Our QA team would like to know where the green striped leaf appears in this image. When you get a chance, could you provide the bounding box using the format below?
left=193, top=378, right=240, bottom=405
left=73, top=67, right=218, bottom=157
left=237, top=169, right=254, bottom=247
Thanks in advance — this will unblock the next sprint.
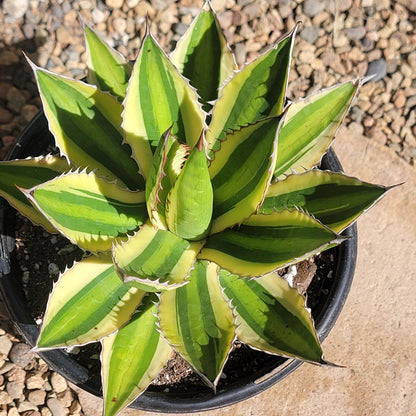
left=30, top=62, right=144, bottom=190
left=84, top=21, right=132, bottom=101
left=274, top=80, right=358, bottom=178
left=171, top=1, right=237, bottom=112
left=113, top=222, right=204, bottom=291
left=262, top=170, right=390, bottom=233
left=158, top=260, right=235, bottom=388
left=37, top=255, right=145, bottom=349
left=166, top=137, right=213, bottom=240
left=0, top=156, right=69, bottom=233
left=145, top=128, right=188, bottom=230
left=25, top=171, right=147, bottom=252
left=199, top=210, right=343, bottom=277
left=102, top=294, right=172, bottom=416
left=219, top=270, right=323, bottom=363
left=122, top=31, right=205, bottom=179
left=206, top=26, right=297, bottom=149
left=209, top=117, right=282, bottom=234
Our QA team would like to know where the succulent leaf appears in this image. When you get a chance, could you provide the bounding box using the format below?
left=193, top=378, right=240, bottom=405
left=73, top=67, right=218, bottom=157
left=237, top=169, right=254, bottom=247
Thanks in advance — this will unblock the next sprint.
left=37, top=255, right=145, bottom=349
left=166, top=136, right=213, bottom=240
left=171, top=1, right=237, bottom=112
left=209, top=117, right=282, bottom=234
left=274, top=80, right=358, bottom=178
left=122, top=32, right=205, bottom=179
left=158, top=260, right=235, bottom=388
left=101, top=293, right=172, bottom=416
left=31, top=63, right=145, bottom=190
left=24, top=171, right=147, bottom=252
left=218, top=270, right=323, bottom=363
left=206, top=26, right=297, bottom=149
left=84, top=21, right=132, bottom=101
left=199, top=210, right=343, bottom=277
left=262, top=170, right=389, bottom=232
left=112, top=222, right=204, bottom=291
left=0, top=156, right=69, bottom=232
left=145, top=128, right=188, bottom=230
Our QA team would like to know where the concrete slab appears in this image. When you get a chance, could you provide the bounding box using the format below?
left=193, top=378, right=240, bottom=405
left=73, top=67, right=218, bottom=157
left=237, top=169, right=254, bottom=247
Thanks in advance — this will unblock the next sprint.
left=73, top=130, right=416, bottom=415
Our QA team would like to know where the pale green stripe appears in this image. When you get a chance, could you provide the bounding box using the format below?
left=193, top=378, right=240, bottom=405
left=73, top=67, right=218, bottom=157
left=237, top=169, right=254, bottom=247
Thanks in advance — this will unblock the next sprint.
left=34, top=188, right=145, bottom=236
left=103, top=294, right=171, bottom=416
left=85, top=23, right=132, bottom=100
left=123, top=230, right=190, bottom=281
left=175, top=261, right=220, bottom=380
left=219, top=270, right=322, bottom=361
left=211, top=119, right=278, bottom=218
left=139, top=36, right=186, bottom=148
left=0, top=158, right=68, bottom=206
left=262, top=171, right=387, bottom=232
left=39, top=266, right=132, bottom=347
left=37, top=70, right=144, bottom=190
left=181, top=10, right=223, bottom=109
left=274, top=82, right=356, bottom=177
left=207, top=30, right=294, bottom=147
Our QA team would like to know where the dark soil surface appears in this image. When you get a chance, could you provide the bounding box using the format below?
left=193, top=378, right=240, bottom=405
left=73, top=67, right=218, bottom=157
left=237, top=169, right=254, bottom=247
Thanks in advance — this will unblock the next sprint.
left=9, top=210, right=338, bottom=395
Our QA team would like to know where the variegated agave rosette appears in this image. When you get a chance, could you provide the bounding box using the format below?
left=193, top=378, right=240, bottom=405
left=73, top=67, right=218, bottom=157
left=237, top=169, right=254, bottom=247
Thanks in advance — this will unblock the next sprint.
left=0, top=2, right=391, bottom=416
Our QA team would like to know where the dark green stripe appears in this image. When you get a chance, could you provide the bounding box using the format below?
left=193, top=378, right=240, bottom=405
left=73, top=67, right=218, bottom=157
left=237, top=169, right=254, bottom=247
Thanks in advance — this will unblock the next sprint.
left=86, top=26, right=131, bottom=100
left=108, top=294, right=160, bottom=410
left=274, top=145, right=310, bottom=178
left=39, top=266, right=130, bottom=346
left=139, top=37, right=186, bottom=148
left=0, top=164, right=64, bottom=205
left=262, top=181, right=385, bottom=229
left=211, top=119, right=278, bottom=217
left=124, top=230, right=190, bottom=282
left=176, top=261, right=221, bottom=380
left=275, top=83, right=355, bottom=177
left=175, top=273, right=199, bottom=367
left=219, top=271, right=321, bottom=360
left=138, top=39, right=160, bottom=148
left=70, top=187, right=144, bottom=209
left=204, top=222, right=334, bottom=264
left=34, top=189, right=145, bottom=236
left=217, top=36, right=292, bottom=141
left=182, top=11, right=221, bottom=110
left=37, top=71, right=143, bottom=190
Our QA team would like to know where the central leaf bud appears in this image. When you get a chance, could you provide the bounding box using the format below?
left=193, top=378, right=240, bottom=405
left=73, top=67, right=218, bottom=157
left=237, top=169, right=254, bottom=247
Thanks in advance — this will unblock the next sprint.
left=166, top=135, right=213, bottom=241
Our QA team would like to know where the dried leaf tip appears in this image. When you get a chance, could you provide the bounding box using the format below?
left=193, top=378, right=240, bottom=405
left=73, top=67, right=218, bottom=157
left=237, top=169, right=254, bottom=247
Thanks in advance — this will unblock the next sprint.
left=145, top=13, right=151, bottom=37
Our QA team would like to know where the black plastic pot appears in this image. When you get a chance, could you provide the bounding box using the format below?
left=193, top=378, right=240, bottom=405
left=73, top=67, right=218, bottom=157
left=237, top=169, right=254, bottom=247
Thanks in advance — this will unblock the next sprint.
left=0, top=112, right=357, bottom=413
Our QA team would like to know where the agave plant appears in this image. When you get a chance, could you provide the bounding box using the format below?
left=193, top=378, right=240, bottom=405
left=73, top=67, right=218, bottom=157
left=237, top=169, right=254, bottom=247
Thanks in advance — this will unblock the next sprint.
left=0, top=2, right=390, bottom=416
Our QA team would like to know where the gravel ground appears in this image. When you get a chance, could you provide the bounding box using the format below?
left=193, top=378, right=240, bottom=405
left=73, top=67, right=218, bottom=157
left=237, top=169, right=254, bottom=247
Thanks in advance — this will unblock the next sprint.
left=0, top=0, right=415, bottom=415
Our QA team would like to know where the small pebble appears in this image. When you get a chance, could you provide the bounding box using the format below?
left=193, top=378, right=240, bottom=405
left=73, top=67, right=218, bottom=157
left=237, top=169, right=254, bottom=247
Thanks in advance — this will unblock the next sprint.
left=9, top=343, right=32, bottom=368
left=6, top=87, right=26, bottom=113
left=50, top=373, right=68, bottom=394
left=17, top=400, right=38, bottom=412
left=2, top=0, right=29, bottom=20
left=0, top=390, right=12, bottom=405
left=366, top=59, right=387, bottom=82
left=48, top=263, right=60, bottom=276
left=26, top=374, right=45, bottom=390
left=106, top=0, right=124, bottom=8
left=47, top=397, right=66, bottom=416
left=28, top=389, right=47, bottom=406
left=6, top=380, right=24, bottom=399
left=0, top=336, right=13, bottom=356
left=303, top=0, right=325, bottom=17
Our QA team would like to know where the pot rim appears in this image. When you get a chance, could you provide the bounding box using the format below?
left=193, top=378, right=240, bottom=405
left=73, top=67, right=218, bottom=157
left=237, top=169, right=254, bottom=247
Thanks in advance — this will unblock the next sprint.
left=0, top=112, right=357, bottom=413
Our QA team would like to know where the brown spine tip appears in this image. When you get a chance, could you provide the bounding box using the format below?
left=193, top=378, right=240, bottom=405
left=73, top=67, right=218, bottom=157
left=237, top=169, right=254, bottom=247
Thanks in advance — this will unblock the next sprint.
left=145, top=14, right=151, bottom=36
left=197, top=131, right=205, bottom=151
